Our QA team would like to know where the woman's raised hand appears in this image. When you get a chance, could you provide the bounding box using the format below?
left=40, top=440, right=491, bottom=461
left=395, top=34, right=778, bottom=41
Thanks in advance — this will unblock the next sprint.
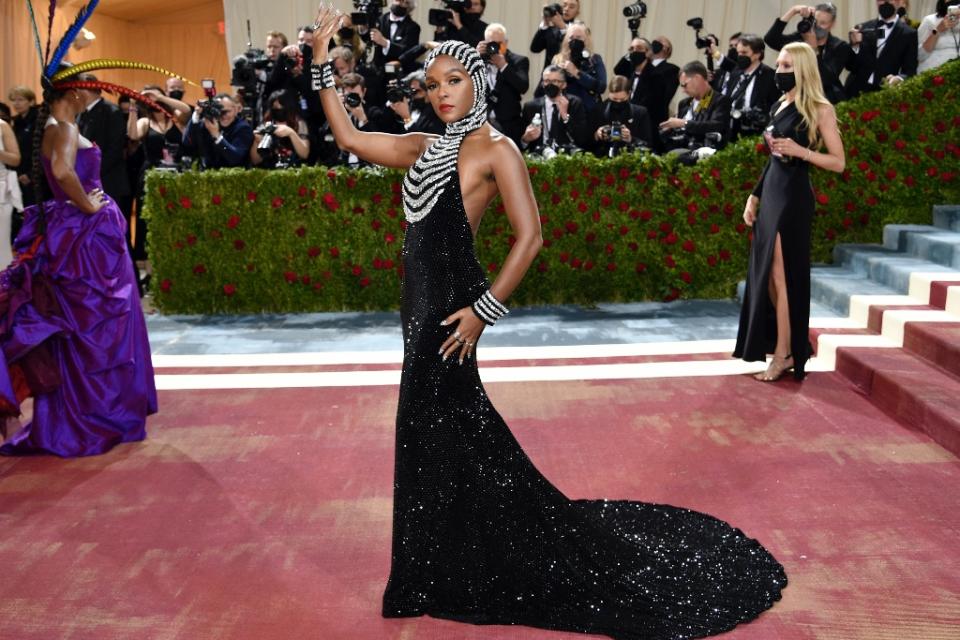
left=311, top=3, right=344, bottom=59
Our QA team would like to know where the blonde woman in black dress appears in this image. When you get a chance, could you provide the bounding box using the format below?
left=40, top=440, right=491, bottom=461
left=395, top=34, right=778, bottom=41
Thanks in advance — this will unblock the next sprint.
left=736, top=42, right=846, bottom=381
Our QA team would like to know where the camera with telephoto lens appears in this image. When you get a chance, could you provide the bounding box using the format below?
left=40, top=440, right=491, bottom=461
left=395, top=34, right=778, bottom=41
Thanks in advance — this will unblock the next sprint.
left=198, top=98, right=224, bottom=122
left=797, top=14, right=815, bottom=34
left=343, top=92, right=363, bottom=109
left=686, top=17, right=714, bottom=50
left=350, top=0, right=385, bottom=27
left=482, top=40, right=501, bottom=60
left=543, top=2, right=562, bottom=19
left=622, top=1, right=647, bottom=18
left=255, top=122, right=277, bottom=162
left=731, top=106, right=770, bottom=133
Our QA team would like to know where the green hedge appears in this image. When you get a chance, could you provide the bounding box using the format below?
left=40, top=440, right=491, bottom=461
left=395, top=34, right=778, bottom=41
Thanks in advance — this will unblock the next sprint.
left=144, top=64, right=960, bottom=314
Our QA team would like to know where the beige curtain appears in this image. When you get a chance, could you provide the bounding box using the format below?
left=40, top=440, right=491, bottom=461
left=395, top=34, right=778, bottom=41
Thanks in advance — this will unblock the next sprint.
left=2, top=0, right=229, bottom=105
left=223, top=0, right=939, bottom=103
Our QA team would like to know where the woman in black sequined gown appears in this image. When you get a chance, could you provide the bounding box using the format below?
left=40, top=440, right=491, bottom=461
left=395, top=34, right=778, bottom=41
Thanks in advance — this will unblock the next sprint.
left=311, top=7, right=787, bottom=639
left=735, top=43, right=846, bottom=381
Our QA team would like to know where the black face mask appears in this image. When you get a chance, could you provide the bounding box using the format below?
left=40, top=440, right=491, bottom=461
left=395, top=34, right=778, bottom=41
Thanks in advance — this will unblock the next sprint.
left=168, top=90, right=185, bottom=101
left=569, top=39, right=585, bottom=58
left=736, top=55, right=752, bottom=70
left=879, top=2, right=896, bottom=20
left=775, top=71, right=796, bottom=93
left=411, top=98, right=426, bottom=110
left=544, top=83, right=561, bottom=99
left=390, top=5, right=408, bottom=17
left=629, top=51, right=646, bottom=66
left=271, top=107, right=287, bottom=122
left=651, top=40, right=664, bottom=55
left=726, top=46, right=738, bottom=60
left=338, top=28, right=355, bottom=40
left=608, top=100, right=630, bottom=117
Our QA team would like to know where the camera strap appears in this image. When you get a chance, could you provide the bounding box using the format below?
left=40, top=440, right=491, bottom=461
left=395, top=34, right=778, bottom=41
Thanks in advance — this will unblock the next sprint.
left=728, top=69, right=758, bottom=108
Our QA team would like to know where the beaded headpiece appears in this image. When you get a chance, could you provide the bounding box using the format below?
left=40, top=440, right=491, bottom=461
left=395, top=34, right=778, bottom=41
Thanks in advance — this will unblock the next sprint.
left=401, top=41, right=489, bottom=223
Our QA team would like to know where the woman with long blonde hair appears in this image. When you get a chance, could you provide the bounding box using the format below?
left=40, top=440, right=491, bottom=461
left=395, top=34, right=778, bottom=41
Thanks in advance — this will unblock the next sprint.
left=735, top=41, right=845, bottom=381
left=549, top=22, right=606, bottom=113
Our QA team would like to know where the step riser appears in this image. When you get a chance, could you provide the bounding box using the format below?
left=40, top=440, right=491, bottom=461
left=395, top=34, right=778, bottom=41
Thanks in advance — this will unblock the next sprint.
left=933, top=205, right=960, bottom=232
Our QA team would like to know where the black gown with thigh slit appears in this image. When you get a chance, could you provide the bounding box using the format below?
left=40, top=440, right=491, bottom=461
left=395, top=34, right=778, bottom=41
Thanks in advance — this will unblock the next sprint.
left=734, top=101, right=815, bottom=380
left=381, top=152, right=788, bottom=639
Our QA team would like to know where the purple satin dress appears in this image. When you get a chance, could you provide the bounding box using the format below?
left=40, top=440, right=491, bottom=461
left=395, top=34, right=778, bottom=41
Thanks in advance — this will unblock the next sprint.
left=0, top=145, right=157, bottom=456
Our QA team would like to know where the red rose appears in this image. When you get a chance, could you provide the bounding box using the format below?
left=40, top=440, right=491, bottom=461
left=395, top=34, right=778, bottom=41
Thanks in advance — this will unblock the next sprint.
left=606, top=263, right=617, bottom=272
left=894, top=139, right=907, bottom=150
left=284, top=271, right=298, bottom=283
left=186, top=234, right=197, bottom=246
left=585, top=232, right=596, bottom=243
left=584, top=261, right=594, bottom=271
left=551, top=228, right=563, bottom=240
left=923, top=89, right=935, bottom=101
left=619, top=168, right=630, bottom=180
left=710, top=223, right=720, bottom=234
left=160, top=279, right=172, bottom=292
left=386, top=207, right=398, bottom=218
left=664, top=288, right=680, bottom=302
left=158, top=186, right=167, bottom=197
left=211, top=194, right=222, bottom=205
left=736, top=223, right=747, bottom=234
left=223, top=283, right=236, bottom=296
left=385, top=232, right=396, bottom=244
left=619, top=225, right=629, bottom=236
left=360, top=277, right=371, bottom=288
left=226, top=215, right=240, bottom=229
left=932, top=75, right=945, bottom=86
left=330, top=247, right=340, bottom=258
left=193, top=264, right=207, bottom=275
left=591, top=211, right=601, bottom=222
left=640, top=210, right=653, bottom=221
left=559, top=252, right=570, bottom=263
left=682, top=240, right=696, bottom=253
left=371, top=219, right=382, bottom=230
left=487, top=262, right=499, bottom=273
left=904, top=175, right=916, bottom=187
left=756, top=143, right=768, bottom=154
left=233, top=239, right=246, bottom=251
left=635, top=172, right=648, bottom=183
left=323, top=192, right=340, bottom=210
left=601, top=195, right=612, bottom=207
left=664, top=255, right=676, bottom=268
left=681, top=272, right=692, bottom=284
left=707, top=255, right=718, bottom=267
left=845, top=202, right=856, bottom=212
left=542, top=239, right=552, bottom=248
left=352, top=265, right=363, bottom=277
left=180, top=196, right=192, bottom=209
left=719, top=249, right=731, bottom=261
left=571, top=258, right=583, bottom=269
left=246, top=191, right=257, bottom=202
left=825, top=228, right=837, bottom=241
left=565, top=221, right=579, bottom=234
left=313, top=283, right=324, bottom=292
left=295, top=226, right=307, bottom=237
left=577, top=201, right=589, bottom=213
left=816, top=193, right=829, bottom=205
left=537, top=262, right=549, bottom=273
left=297, top=185, right=308, bottom=198
left=687, top=215, right=697, bottom=226
left=604, top=174, right=615, bottom=186
left=166, top=202, right=175, bottom=211
left=210, top=230, right=222, bottom=239
left=635, top=262, right=647, bottom=273
left=629, top=210, right=640, bottom=220
left=551, top=194, right=562, bottom=205
left=646, top=230, right=658, bottom=240
left=665, top=233, right=678, bottom=245
left=384, top=259, right=395, bottom=269
left=928, top=167, right=939, bottom=177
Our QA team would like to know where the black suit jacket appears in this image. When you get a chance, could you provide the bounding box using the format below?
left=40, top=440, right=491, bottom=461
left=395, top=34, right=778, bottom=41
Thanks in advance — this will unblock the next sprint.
left=520, top=94, right=590, bottom=151
left=530, top=25, right=564, bottom=72
left=447, top=16, right=487, bottom=47
left=764, top=20, right=853, bottom=104
left=844, top=18, right=918, bottom=99
left=676, top=90, right=733, bottom=146
left=488, top=51, right=530, bottom=147
left=613, top=58, right=667, bottom=121
left=79, top=98, right=130, bottom=200
left=592, top=101, right=655, bottom=152
left=374, top=15, right=421, bottom=73
left=723, top=64, right=779, bottom=113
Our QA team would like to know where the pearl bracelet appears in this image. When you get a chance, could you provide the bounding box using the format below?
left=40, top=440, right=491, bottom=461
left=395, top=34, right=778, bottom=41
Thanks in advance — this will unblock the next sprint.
left=311, top=62, right=336, bottom=91
left=472, top=290, right=509, bottom=326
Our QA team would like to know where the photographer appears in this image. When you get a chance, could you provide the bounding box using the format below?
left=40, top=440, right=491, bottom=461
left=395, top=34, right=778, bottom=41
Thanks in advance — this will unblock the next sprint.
left=721, top=34, right=778, bottom=141
left=708, top=32, right=740, bottom=92
left=182, top=94, right=254, bottom=169
left=845, top=0, right=918, bottom=98
left=328, top=17, right=367, bottom=58
left=530, top=2, right=572, bottom=73
left=550, top=23, right=606, bottom=115
left=520, top=65, right=590, bottom=154
left=918, top=1, right=960, bottom=72
left=593, top=75, right=654, bottom=157
left=445, top=0, right=488, bottom=48
left=764, top=3, right=853, bottom=104
left=371, top=0, right=421, bottom=74
left=251, top=90, right=311, bottom=168
left=648, top=37, right=681, bottom=123
left=334, top=73, right=403, bottom=167
left=330, top=46, right=385, bottom=112
left=659, top=61, right=732, bottom=163
left=613, top=38, right=664, bottom=118
left=479, top=23, right=530, bottom=147
left=393, top=70, right=444, bottom=134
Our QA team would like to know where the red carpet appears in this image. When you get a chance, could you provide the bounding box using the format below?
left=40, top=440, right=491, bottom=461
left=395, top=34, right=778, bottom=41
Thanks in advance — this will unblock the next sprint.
left=2, top=372, right=959, bottom=639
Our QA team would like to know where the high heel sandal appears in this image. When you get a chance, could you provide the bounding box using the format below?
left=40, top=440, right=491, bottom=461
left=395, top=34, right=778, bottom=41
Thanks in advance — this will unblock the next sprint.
left=754, top=354, right=794, bottom=382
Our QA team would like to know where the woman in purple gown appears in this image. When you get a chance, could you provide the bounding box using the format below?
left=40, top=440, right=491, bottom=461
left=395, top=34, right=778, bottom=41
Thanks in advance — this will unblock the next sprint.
left=0, top=76, right=157, bottom=456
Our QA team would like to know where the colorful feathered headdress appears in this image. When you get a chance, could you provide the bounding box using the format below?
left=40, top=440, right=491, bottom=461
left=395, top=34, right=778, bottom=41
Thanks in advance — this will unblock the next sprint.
left=27, top=0, right=197, bottom=112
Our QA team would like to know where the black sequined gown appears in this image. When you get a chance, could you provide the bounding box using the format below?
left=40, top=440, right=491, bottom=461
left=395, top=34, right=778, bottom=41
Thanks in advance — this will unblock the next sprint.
left=382, top=164, right=787, bottom=639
